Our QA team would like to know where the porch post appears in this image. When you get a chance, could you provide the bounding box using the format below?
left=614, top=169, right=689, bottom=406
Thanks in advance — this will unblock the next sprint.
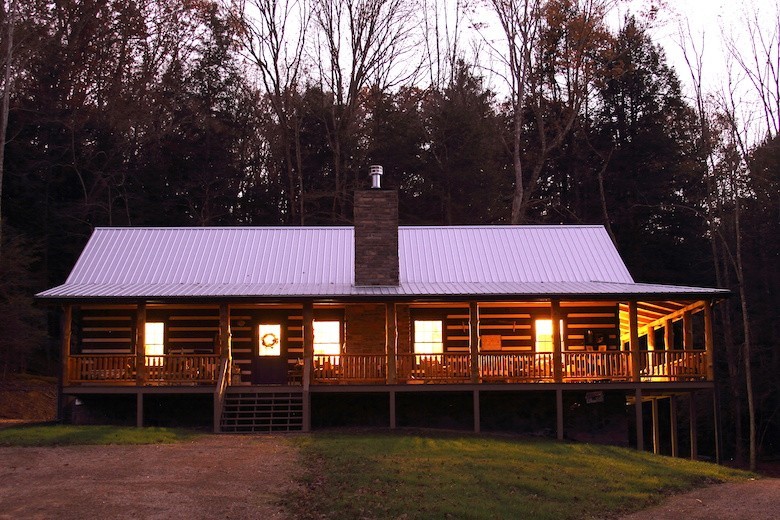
left=703, top=300, right=715, bottom=380
left=389, top=390, right=396, bottom=429
left=635, top=388, right=644, bottom=451
left=58, top=305, right=73, bottom=421
left=682, top=310, right=693, bottom=349
left=469, top=301, right=480, bottom=383
left=551, top=301, right=563, bottom=383
left=713, top=388, right=722, bottom=464
left=218, top=303, right=231, bottom=360
left=386, top=303, right=397, bottom=384
left=556, top=389, right=564, bottom=441
left=664, top=318, right=674, bottom=349
left=670, top=396, right=679, bottom=457
left=136, top=392, right=144, bottom=427
left=135, top=302, right=146, bottom=385
left=302, top=302, right=314, bottom=432
left=646, top=325, right=655, bottom=351
left=60, top=305, right=72, bottom=388
left=629, top=302, right=640, bottom=382
left=689, top=391, right=698, bottom=460
left=473, top=389, right=481, bottom=433
left=651, top=398, right=660, bottom=455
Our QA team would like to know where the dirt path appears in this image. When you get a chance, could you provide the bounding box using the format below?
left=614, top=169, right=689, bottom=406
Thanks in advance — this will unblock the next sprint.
left=620, top=479, right=780, bottom=520
left=0, top=435, right=300, bottom=520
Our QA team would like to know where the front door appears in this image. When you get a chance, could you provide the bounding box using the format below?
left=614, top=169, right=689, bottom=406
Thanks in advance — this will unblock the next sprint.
left=252, top=322, right=288, bottom=384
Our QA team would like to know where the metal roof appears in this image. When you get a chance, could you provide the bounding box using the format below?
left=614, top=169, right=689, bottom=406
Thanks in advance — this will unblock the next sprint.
left=36, top=226, right=727, bottom=300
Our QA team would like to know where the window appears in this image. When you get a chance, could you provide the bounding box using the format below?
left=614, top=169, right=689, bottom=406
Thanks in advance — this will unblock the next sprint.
left=535, top=319, right=563, bottom=353
left=413, top=320, right=443, bottom=354
left=313, top=320, right=341, bottom=356
left=145, top=322, right=165, bottom=365
left=258, top=324, right=282, bottom=356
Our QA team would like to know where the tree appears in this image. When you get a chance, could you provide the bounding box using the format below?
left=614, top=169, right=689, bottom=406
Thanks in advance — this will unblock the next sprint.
left=484, top=0, right=612, bottom=223
left=310, top=0, right=420, bottom=221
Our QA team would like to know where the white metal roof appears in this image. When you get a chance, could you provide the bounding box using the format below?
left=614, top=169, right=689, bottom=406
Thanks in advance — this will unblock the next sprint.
left=36, top=226, right=727, bottom=300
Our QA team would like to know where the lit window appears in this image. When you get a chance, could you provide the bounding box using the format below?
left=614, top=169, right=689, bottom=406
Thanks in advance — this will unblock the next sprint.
left=314, top=321, right=341, bottom=356
left=258, top=324, right=282, bottom=356
left=535, top=319, right=563, bottom=353
left=414, top=320, right=443, bottom=354
left=145, top=322, right=165, bottom=365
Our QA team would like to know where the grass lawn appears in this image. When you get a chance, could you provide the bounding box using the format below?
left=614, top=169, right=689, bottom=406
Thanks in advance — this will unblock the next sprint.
left=0, top=424, right=200, bottom=446
left=289, top=432, right=753, bottom=520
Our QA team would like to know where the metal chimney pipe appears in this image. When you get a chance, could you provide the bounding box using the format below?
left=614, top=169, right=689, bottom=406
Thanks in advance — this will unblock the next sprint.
left=369, top=165, right=383, bottom=189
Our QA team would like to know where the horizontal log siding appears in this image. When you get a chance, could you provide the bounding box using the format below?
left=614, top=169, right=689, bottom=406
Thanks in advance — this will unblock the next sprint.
left=478, top=306, right=533, bottom=351
left=77, top=307, right=135, bottom=353
left=562, top=303, right=619, bottom=351
left=229, top=307, right=304, bottom=385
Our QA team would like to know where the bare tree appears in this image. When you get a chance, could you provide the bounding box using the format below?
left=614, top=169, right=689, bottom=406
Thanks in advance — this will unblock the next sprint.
left=483, top=0, right=613, bottom=223
left=228, top=0, right=310, bottom=224
left=310, top=0, right=420, bottom=220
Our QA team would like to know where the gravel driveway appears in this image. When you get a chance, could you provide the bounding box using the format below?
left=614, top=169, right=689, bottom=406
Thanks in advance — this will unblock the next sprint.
left=0, top=435, right=300, bottom=520
left=619, top=478, right=780, bottom=520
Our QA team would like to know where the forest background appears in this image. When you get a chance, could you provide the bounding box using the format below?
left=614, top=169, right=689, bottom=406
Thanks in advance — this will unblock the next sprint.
left=0, top=0, right=777, bottom=469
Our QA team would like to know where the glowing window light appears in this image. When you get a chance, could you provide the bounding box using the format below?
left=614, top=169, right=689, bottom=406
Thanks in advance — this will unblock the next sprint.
left=145, top=322, right=165, bottom=365
left=258, top=324, right=282, bottom=356
left=414, top=320, right=443, bottom=354
left=314, top=320, right=341, bottom=356
left=535, top=319, right=564, bottom=353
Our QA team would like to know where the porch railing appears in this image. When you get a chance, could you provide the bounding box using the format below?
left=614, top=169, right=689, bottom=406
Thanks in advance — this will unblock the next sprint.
left=68, top=354, right=136, bottom=383
left=313, top=354, right=386, bottom=383
left=66, top=351, right=708, bottom=385
left=396, top=353, right=472, bottom=383
left=640, top=350, right=707, bottom=381
left=144, top=354, right=220, bottom=383
left=563, top=351, right=631, bottom=381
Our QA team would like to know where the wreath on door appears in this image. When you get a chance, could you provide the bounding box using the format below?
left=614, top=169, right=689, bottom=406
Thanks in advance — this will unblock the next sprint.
left=261, top=333, right=279, bottom=349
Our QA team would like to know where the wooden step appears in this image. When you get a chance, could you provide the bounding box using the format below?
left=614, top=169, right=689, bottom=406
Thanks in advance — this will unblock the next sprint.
left=219, top=391, right=304, bottom=433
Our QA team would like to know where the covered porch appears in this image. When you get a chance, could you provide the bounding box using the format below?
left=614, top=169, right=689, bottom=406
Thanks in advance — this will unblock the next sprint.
left=60, top=298, right=716, bottom=388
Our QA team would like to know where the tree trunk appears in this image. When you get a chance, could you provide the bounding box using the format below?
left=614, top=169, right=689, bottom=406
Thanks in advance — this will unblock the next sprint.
left=0, top=0, right=16, bottom=256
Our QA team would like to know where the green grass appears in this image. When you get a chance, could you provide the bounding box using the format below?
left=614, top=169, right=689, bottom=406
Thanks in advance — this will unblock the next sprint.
left=289, top=432, right=753, bottom=520
left=0, top=424, right=200, bottom=446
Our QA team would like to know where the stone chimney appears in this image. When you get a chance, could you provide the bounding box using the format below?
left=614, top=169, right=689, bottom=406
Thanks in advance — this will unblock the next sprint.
left=354, top=166, right=399, bottom=286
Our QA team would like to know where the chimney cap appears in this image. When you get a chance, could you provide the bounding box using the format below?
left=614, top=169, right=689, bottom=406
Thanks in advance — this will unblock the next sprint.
left=369, top=165, right=383, bottom=189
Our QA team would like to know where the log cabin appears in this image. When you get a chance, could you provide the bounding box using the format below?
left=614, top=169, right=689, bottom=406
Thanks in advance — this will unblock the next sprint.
left=36, top=167, right=727, bottom=458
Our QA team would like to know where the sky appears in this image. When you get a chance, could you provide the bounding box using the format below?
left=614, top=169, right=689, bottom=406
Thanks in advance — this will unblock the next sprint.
left=619, top=0, right=777, bottom=97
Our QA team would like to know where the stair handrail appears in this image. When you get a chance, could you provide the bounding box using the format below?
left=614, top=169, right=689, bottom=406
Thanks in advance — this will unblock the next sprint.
left=213, top=355, right=231, bottom=433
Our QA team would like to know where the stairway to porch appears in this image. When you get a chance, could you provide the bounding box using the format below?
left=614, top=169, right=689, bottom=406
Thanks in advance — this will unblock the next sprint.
left=219, top=389, right=304, bottom=433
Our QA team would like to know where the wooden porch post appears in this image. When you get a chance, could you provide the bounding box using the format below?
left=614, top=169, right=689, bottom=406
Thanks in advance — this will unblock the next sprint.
left=703, top=300, right=715, bottom=380
left=635, top=388, right=644, bottom=451
left=469, top=301, right=480, bottom=383
left=473, top=389, right=481, bottom=433
left=670, top=396, right=679, bottom=457
left=629, top=302, right=640, bottom=382
left=664, top=318, right=674, bottom=349
left=386, top=303, right=397, bottom=385
left=218, top=303, right=231, bottom=360
left=136, top=392, right=144, bottom=428
left=135, top=303, right=146, bottom=385
left=713, top=388, right=722, bottom=464
left=552, top=301, right=563, bottom=383
left=389, top=390, right=396, bottom=429
left=651, top=398, right=660, bottom=455
left=682, top=310, right=693, bottom=349
left=60, top=305, right=72, bottom=387
left=556, top=389, right=564, bottom=441
left=58, top=305, right=73, bottom=422
left=646, top=325, right=655, bottom=351
left=689, top=392, right=698, bottom=460
left=302, top=302, right=314, bottom=432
